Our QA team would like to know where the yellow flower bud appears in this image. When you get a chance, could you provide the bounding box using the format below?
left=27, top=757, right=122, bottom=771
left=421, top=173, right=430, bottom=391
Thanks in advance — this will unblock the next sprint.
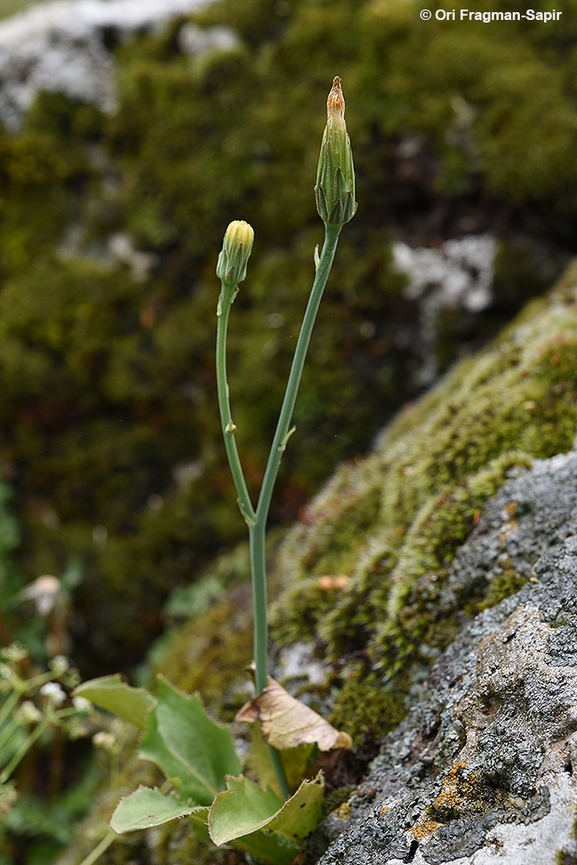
left=314, top=77, right=357, bottom=226
left=216, top=220, right=255, bottom=285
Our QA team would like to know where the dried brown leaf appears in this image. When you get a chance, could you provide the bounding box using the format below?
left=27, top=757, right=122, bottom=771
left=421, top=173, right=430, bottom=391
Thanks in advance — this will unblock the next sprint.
left=236, top=678, right=352, bottom=752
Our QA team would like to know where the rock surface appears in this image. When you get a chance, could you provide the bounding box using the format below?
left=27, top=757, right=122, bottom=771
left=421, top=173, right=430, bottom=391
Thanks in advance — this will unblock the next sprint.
left=0, top=0, right=223, bottom=129
left=315, top=450, right=577, bottom=864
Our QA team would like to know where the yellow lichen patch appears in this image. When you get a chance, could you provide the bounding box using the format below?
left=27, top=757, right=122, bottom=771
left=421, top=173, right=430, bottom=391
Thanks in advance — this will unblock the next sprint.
left=410, top=819, right=442, bottom=839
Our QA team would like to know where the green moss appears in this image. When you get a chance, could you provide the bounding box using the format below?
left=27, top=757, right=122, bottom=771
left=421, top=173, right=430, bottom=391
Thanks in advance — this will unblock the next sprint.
left=329, top=673, right=408, bottom=749
left=474, top=569, right=529, bottom=613
left=273, top=274, right=577, bottom=677
left=322, top=786, right=357, bottom=820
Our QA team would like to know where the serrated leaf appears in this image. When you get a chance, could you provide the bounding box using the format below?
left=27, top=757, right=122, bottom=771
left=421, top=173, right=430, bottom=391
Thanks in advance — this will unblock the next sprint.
left=73, top=675, right=156, bottom=730
left=208, top=772, right=324, bottom=847
left=209, top=776, right=283, bottom=845
left=236, top=677, right=352, bottom=751
left=265, top=772, right=324, bottom=843
left=110, top=786, right=206, bottom=833
left=139, top=676, right=241, bottom=806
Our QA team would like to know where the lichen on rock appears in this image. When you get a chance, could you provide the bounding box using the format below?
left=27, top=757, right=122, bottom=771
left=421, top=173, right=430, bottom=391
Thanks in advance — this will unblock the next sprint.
left=312, top=447, right=577, bottom=863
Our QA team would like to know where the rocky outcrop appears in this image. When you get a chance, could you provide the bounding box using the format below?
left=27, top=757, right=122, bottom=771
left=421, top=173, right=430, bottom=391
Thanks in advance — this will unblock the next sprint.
left=314, top=450, right=577, bottom=864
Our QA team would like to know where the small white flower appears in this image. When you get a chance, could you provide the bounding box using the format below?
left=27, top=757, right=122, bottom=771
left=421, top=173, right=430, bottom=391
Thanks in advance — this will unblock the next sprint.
left=40, top=682, right=66, bottom=706
left=49, top=655, right=69, bottom=675
left=92, top=731, right=116, bottom=752
left=20, top=575, right=63, bottom=616
left=18, top=700, right=42, bottom=724
left=1, top=643, right=29, bottom=664
left=72, top=696, right=92, bottom=714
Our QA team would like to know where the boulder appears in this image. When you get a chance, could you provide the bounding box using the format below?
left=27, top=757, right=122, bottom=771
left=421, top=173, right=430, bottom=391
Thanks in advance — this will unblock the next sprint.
left=314, top=449, right=577, bottom=864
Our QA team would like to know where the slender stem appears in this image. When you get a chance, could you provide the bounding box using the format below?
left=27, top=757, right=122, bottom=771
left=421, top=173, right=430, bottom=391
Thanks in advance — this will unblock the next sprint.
left=249, top=520, right=268, bottom=694
left=255, top=223, right=342, bottom=526
left=216, top=286, right=256, bottom=526
left=0, top=717, right=49, bottom=784
left=250, top=223, right=341, bottom=693
left=249, top=223, right=342, bottom=800
left=0, top=691, right=19, bottom=731
left=216, top=223, right=343, bottom=801
left=76, top=830, right=117, bottom=865
left=0, top=715, right=20, bottom=752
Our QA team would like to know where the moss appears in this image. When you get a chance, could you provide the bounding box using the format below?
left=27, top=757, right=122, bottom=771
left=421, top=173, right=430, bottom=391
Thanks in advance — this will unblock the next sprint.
left=321, top=786, right=357, bottom=821
left=475, top=569, right=529, bottom=613
left=328, top=673, right=408, bottom=749
left=154, top=583, right=254, bottom=720
left=273, top=274, right=577, bottom=682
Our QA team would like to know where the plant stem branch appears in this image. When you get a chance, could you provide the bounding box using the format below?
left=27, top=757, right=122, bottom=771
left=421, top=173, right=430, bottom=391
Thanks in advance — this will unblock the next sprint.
left=216, top=286, right=256, bottom=526
left=0, top=717, right=49, bottom=784
left=217, top=223, right=342, bottom=801
left=251, top=222, right=342, bottom=687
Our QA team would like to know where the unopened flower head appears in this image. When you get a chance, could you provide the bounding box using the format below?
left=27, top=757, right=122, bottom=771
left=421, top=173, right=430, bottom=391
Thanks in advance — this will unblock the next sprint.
left=49, top=655, right=69, bottom=676
left=315, top=77, right=357, bottom=226
left=216, top=220, right=255, bottom=285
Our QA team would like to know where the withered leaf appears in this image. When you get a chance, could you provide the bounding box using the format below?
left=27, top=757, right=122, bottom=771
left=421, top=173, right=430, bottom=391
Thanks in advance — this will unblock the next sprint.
left=236, top=677, right=352, bottom=752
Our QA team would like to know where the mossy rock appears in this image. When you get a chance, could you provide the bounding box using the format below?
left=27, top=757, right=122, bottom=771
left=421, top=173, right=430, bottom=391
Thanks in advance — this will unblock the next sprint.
left=269, top=261, right=577, bottom=739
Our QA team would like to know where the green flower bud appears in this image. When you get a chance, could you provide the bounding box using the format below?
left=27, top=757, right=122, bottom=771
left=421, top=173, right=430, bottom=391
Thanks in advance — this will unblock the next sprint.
left=315, top=77, right=357, bottom=226
left=216, top=220, right=255, bottom=285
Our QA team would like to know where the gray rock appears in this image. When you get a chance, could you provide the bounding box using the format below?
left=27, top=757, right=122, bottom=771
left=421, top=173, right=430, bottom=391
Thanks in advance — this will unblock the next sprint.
left=0, top=0, right=232, bottom=130
left=316, top=450, right=577, bottom=864
left=393, top=236, right=496, bottom=386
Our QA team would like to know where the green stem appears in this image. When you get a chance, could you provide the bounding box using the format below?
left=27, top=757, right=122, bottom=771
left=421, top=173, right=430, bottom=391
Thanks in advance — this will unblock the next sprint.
left=0, top=715, right=20, bottom=752
left=249, top=223, right=341, bottom=799
left=250, top=223, right=341, bottom=685
left=0, top=717, right=49, bottom=784
left=76, top=830, right=117, bottom=865
left=216, top=223, right=342, bottom=801
left=0, top=691, right=19, bottom=731
left=216, top=285, right=256, bottom=526
left=255, top=224, right=342, bottom=528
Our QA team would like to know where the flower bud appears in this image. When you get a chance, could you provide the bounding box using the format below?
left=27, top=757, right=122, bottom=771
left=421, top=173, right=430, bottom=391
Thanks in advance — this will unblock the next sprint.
left=40, top=682, right=66, bottom=706
left=216, top=220, right=255, bottom=285
left=18, top=700, right=43, bottom=725
left=315, top=77, right=357, bottom=226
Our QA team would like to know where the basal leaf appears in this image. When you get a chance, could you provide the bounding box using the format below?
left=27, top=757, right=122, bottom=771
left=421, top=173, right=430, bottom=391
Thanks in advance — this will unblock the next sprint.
left=73, top=675, right=156, bottom=730
left=208, top=772, right=324, bottom=847
left=140, top=676, right=241, bottom=806
left=265, top=772, right=325, bottom=843
left=110, top=786, right=206, bottom=833
left=139, top=707, right=208, bottom=803
left=208, top=776, right=283, bottom=845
